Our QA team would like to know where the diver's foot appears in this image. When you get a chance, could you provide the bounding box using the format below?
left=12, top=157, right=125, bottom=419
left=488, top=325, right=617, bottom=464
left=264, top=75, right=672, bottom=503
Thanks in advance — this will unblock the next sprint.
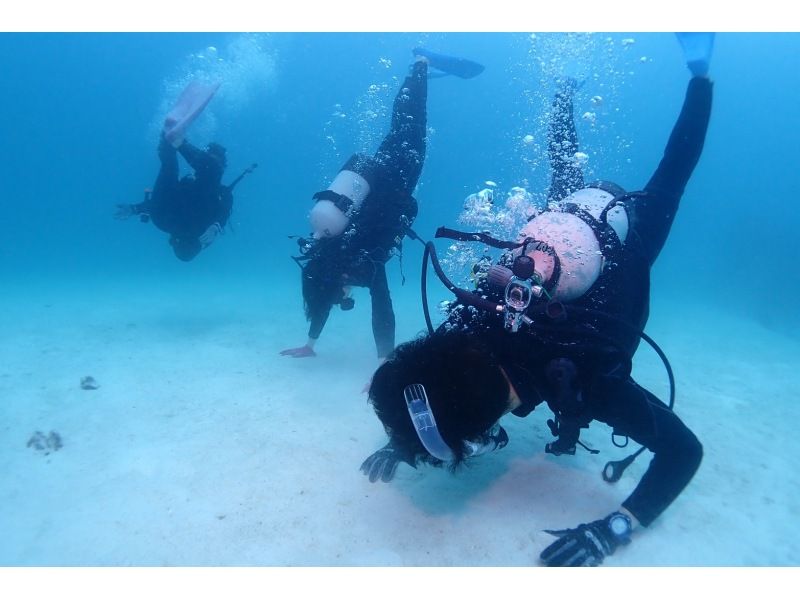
left=676, top=32, right=714, bottom=78
left=410, top=47, right=484, bottom=79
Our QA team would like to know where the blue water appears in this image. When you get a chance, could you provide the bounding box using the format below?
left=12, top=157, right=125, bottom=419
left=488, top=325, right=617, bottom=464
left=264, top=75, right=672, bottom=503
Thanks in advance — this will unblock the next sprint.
left=1, top=32, right=799, bottom=568
left=2, top=32, right=798, bottom=324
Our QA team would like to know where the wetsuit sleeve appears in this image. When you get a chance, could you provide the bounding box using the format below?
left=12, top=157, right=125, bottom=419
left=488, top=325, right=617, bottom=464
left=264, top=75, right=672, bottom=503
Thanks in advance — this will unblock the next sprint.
left=132, top=200, right=152, bottom=216
left=369, top=263, right=396, bottom=358
left=631, top=77, right=713, bottom=266
left=547, top=86, right=585, bottom=202
left=644, top=77, right=712, bottom=201
left=589, top=375, right=703, bottom=527
left=307, top=305, right=332, bottom=342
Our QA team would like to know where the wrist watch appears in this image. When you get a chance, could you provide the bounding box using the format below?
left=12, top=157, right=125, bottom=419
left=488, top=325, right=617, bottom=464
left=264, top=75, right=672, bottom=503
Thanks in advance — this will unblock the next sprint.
left=607, top=512, right=633, bottom=541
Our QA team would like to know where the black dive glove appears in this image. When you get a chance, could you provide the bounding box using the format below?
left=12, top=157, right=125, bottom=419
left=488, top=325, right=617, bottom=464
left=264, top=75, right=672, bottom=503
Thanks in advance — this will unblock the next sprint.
left=360, top=442, right=416, bottom=483
left=539, top=511, right=632, bottom=567
left=360, top=442, right=443, bottom=483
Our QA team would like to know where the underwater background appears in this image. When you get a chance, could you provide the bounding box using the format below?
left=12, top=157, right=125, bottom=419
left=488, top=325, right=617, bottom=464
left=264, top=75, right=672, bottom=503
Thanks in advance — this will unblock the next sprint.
left=1, top=32, right=799, bottom=567
left=1, top=32, right=798, bottom=326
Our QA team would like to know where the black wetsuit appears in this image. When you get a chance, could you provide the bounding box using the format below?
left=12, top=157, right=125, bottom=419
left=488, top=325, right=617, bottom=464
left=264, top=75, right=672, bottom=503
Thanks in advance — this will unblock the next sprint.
left=447, top=77, right=712, bottom=526
left=302, top=61, right=426, bottom=358
left=135, top=138, right=231, bottom=241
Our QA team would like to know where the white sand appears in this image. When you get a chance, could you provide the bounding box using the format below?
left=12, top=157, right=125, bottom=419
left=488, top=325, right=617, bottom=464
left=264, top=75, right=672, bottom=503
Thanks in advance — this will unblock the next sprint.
left=1, top=273, right=798, bottom=581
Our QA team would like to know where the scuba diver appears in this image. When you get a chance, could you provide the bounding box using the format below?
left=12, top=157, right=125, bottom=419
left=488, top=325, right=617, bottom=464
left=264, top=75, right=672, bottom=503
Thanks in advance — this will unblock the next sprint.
left=281, top=48, right=485, bottom=360
left=115, top=80, right=256, bottom=262
left=361, top=33, right=715, bottom=567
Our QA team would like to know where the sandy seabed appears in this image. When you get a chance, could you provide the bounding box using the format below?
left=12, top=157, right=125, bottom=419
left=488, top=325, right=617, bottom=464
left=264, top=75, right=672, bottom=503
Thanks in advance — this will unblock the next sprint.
left=1, top=275, right=798, bottom=592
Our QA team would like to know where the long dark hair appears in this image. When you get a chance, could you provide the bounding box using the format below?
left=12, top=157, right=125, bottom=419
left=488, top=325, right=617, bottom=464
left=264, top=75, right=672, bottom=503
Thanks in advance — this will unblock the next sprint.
left=368, top=329, right=510, bottom=467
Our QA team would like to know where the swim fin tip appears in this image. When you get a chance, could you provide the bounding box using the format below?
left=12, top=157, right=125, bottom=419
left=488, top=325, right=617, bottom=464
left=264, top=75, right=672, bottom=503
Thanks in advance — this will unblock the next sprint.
left=675, top=33, right=715, bottom=77
left=412, top=47, right=485, bottom=79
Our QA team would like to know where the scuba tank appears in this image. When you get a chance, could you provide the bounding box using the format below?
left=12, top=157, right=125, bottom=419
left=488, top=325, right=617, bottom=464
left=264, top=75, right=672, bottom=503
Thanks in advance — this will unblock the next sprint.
left=309, top=154, right=376, bottom=239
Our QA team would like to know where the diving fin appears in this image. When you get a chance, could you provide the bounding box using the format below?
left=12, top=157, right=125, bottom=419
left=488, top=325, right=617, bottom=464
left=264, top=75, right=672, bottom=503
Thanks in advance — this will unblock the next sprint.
left=163, top=80, right=221, bottom=145
left=412, top=47, right=485, bottom=79
left=675, top=33, right=715, bottom=77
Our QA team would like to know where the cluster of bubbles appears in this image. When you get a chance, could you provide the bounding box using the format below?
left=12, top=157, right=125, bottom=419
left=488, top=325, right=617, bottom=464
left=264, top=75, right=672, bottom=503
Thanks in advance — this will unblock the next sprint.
left=321, top=58, right=399, bottom=174
left=439, top=32, right=651, bottom=292
left=441, top=182, right=542, bottom=287
left=508, top=32, right=649, bottom=186
left=320, top=42, right=438, bottom=178
left=322, top=102, right=348, bottom=164
left=151, top=34, right=277, bottom=144
left=353, top=79, right=394, bottom=154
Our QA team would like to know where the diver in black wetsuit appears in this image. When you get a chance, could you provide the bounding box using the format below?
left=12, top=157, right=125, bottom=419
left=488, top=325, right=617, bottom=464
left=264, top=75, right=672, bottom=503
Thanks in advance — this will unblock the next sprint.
left=361, top=35, right=715, bottom=567
left=282, top=48, right=483, bottom=361
left=279, top=57, right=427, bottom=360
left=282, top=49, right=483, bottom=360
left=281, top=48, right=484, bottom=360
left=115, top=136, right=232, bottom=262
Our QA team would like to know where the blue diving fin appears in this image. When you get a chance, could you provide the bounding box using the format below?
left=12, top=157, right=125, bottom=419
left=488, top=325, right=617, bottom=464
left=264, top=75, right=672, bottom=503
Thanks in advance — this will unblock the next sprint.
left=675, top=33, right=715, bottom=77
left=412, top=47, right=485, bottom=79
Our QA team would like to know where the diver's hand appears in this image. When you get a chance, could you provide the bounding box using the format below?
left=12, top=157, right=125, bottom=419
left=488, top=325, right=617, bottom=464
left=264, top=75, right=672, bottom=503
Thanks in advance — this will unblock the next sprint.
left=360, top=443, right=416, bottom=483
left=199, top=222, right=223, bottom=248
left=540, top=512, right=632, bottom=567
left=280, top=345, right=316, bottom=358
left=114, top=204, right=135, bottom=220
